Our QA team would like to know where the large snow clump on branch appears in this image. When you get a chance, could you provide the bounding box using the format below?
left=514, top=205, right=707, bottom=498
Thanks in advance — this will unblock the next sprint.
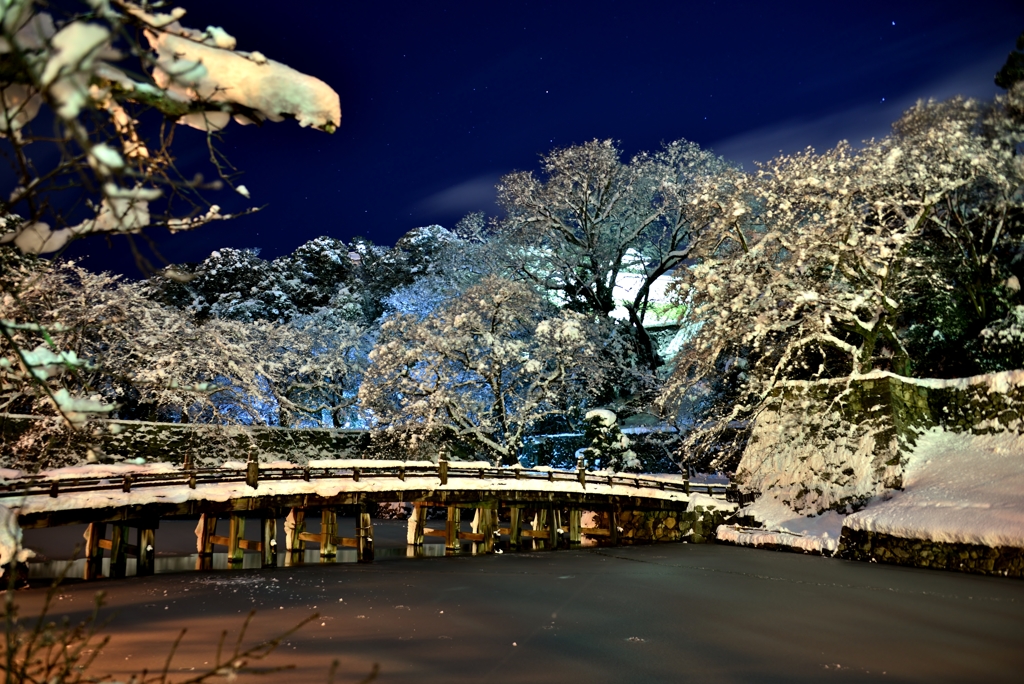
left=145, top=21, right=341, bottom=131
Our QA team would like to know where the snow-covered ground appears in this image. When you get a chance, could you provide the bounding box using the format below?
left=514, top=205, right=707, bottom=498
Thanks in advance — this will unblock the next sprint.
left=719, top=427, right=1024, bottom=554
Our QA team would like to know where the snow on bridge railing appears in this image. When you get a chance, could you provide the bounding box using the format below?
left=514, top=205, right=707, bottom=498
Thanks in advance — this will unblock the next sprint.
left=0, top=460, right=731, bottom=502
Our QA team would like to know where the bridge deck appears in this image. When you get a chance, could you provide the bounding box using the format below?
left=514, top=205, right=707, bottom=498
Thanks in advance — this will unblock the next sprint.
left=2, top=460, right=731, bottom=526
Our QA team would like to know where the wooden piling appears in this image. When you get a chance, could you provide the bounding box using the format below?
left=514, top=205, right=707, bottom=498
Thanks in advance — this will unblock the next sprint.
left=568, top=509, right=581, bottom=548
left=83, top=522, right=105, bottom=580
left=320, top=508, right=337, bottom=560
left=195, top=514, right=217, bottom=570
left=532, top=509, right=547, bottom=551
left=228, top=514, right=245, bottom=565
left=408, top=503, right=427, bottom=546
left=548, top=507, right=561, bottom=550
left=357, top=502, right=374, bottom=563
left=109, top=523, right=128, bottom=579
left=609, top=508, right=620, bottom=546
left=445, top=506, right=461, bottom=551
left=261, top=514, right=277, bottom=567
left=477, top=504, right=495, bottom=554
left=137, top=526, right=156, bottom=576
left=285, top=508, right=306, bottom=566
left=508, top=506, right=523, bottom=550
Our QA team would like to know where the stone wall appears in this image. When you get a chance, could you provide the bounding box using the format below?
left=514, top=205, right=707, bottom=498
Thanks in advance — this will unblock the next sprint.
left=0, top=414, right=371, bottom=471
left=734, top=370, right=1024, bottom=515
left=585, top=505, right=733, bottom=544
left=837, top=527, right=1024, bottom=578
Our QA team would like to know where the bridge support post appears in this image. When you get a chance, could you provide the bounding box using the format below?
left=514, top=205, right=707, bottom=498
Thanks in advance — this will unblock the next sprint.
left=285, top=508, right=306, bottom=566
left=195, top=514, right=217, bottom=570
left=261, top=514, right=277, bottom=567
left=83, top=522, right=105, bottom=580
left=407, top=503, right=427, bottom=546
left=357, top=502, right=374, bottom=563
left=477, top=503, right=495, bottom=554
left=568, top=509, right=581, bottom=548
left=548, top=507, right=561, bottom=550
left=228, top=514, right=245, bottom=565
left=532, top=509, right=547, bottom=551
left=109, top=523, right=128, bottom=579
left=137, top=526, right=156, bottom=576
left=508, top=506, right=523, bottom=550
left=445, top=506, right=461, bottom=552
left=321, top=508, right=337, bottom=561
left=609, top=508, right=620, bottom=546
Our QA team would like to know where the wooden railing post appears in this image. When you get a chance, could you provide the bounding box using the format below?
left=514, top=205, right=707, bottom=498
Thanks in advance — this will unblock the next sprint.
left=228, top=514, right=245, bottom=565
left=137, top=526, right=156, bottom=576
left=320, top=508, right=338, bottom=560
left=285, top=508, right=306, bottom=566
left=407, top=503, right=427, bottom=546
left=83, top=522, right=105, bottom=580
left=357, top=502, right=374, bottom=563
left=245, top=453, right=259, bottom=489
left=508, top=506, right=523, bottom=550
left=445, top=506, right=461, bottom=551
left=261, top=514, right=277, bottom=567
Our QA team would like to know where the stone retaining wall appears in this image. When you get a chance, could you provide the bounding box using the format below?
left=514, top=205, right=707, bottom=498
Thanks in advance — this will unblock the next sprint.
left=735, top=371, right=1024, bottom=515
left=0, top=414, right=370, bottom=471
left=836, top=527, right=1024, bottom=578
left=586, top=505, right=732, bottom=544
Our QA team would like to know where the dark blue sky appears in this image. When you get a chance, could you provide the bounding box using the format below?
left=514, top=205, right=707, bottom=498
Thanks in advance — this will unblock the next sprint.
left=69, top=0, right=1024, bottom=274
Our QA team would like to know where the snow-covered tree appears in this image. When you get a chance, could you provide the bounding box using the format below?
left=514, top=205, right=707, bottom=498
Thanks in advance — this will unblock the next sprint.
left=578, top=409, right=638, bottom=471
left=359, top=276, right=600, bottom=465
left=0, top=0, right=341, bottom=427
left=1, top=255, right=365, bottom=439
left=497, top=138, right=731, bottom=371
left=151, top=237, right=361, bottom=324
left=0, top=0, right=340, bottom=256
left=661, top=85, right=1024, bottom=471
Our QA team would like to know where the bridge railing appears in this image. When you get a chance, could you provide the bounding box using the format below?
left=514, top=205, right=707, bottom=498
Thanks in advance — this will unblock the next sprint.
left=0, top=461, right=731, bottom=501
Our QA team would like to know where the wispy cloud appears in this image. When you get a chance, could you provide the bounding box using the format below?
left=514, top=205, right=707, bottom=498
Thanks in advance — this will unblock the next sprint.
left=710, top=49, right=1008, bottom=170
left=412, top=173, right=503, bottom=217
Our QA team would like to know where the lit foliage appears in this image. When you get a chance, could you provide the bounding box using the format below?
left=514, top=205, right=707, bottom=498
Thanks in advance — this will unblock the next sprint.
left=662, top=85, right=1024, bottom=470
left=497, top=138, right=732, bottom=371
left=359, top=276, right=600, bottom=465
left=0, top=0, right=340, bottom=427
left=0, top=256, right=365, bottom=441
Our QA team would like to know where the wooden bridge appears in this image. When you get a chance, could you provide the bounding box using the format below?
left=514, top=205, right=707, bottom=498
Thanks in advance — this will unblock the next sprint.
left=1, top=458, right=736, bottom=581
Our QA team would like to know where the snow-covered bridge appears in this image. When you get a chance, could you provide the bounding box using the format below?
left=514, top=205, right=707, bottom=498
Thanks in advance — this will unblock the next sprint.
left=1, top=458, right=738, bottom=581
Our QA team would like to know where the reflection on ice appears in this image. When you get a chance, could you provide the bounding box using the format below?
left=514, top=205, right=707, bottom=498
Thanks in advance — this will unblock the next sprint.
left=27, top=544, right=449, bottom=579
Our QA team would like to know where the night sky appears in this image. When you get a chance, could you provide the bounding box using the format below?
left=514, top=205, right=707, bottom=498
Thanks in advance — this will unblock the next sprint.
left=67, top=0, right=1024, bottom=275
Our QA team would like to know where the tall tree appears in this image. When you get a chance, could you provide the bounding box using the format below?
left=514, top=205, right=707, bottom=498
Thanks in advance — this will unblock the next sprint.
left=497, top=138, right=730, bottom=372
left=360, top=276, right=600, bottom=465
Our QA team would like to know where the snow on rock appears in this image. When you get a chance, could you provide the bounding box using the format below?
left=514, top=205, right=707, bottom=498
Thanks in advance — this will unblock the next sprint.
left=843, top=428, right=1024, bottom=548
left=0, top=505, right=34, bottom=577
left=687, top=492, right=738, bottom=513
left=716, top=496, right=844, bottom=554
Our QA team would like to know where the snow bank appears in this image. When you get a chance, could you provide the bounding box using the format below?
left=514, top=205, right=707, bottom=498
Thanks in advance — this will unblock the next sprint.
left=844, top=428, right=1024, bottom=547
left=0, top=505, right=34, bottom=577
left=716, top=496, right=843, bottom=553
